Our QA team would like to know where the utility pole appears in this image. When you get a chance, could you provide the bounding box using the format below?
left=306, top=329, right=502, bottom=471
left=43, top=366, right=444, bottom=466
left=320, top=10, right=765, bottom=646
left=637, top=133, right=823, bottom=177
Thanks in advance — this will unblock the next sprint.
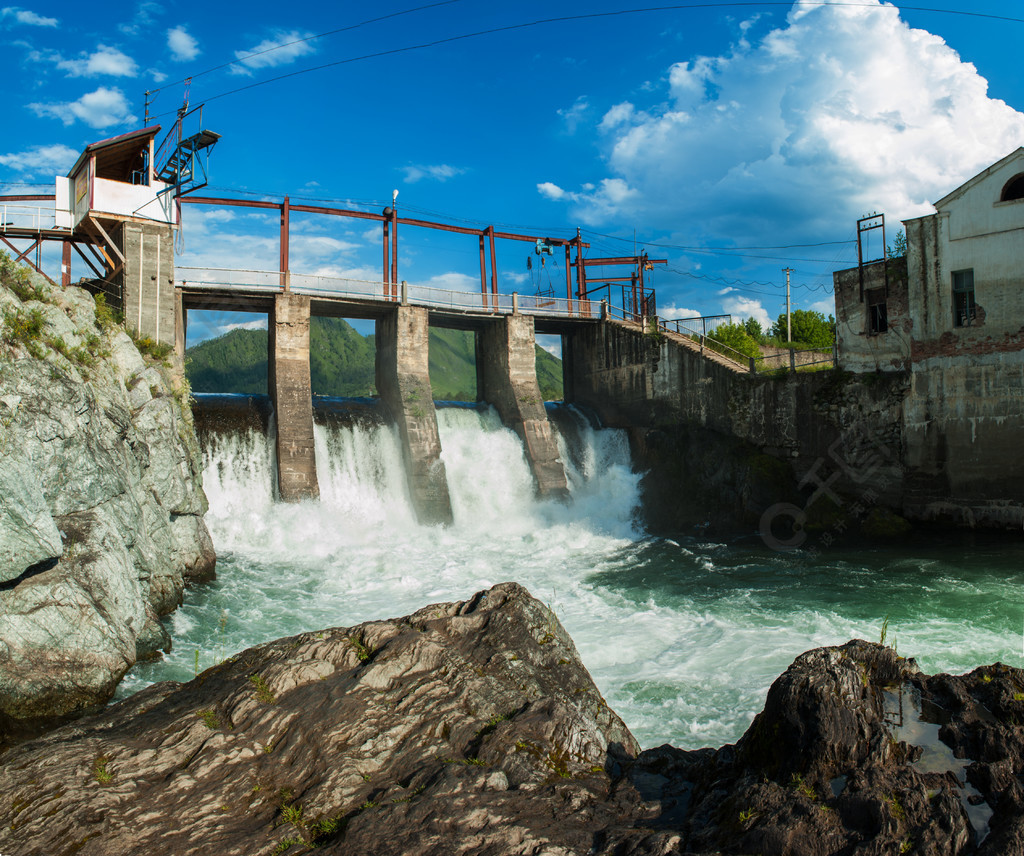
left=783, top=267, right=794, bottom=343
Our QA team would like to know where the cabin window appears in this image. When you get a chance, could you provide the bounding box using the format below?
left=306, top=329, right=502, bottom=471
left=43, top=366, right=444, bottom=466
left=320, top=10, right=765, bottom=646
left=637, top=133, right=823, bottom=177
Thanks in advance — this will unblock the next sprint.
left=1000, top=173, right=1024, bottom=202
left=866, top=288, right=888, bottom=334
left=952, top=269, right=976, bottom=328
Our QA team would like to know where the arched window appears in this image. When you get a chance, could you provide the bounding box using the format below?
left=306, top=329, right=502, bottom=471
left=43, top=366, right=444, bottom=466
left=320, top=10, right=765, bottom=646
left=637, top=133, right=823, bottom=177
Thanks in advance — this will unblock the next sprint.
left=1000, top=173, right=1024, bottom=202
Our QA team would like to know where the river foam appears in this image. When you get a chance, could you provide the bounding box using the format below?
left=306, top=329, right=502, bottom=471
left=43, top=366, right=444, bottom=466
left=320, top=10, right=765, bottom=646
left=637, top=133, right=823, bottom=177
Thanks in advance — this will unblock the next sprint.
left=119, top=398, right=1024, bottom=750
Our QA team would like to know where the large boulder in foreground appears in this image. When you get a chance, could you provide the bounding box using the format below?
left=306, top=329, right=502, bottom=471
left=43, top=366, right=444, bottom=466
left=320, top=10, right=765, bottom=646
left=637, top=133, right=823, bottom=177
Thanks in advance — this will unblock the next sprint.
left=0, top=259, right=215, bottom=734
left=0, top=583, right=638, bottom=856
left=2, top=583, right=1023, bottom=856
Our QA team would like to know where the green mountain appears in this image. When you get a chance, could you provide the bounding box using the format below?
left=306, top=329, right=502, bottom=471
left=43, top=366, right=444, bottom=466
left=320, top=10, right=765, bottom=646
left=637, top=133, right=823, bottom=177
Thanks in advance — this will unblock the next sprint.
left=186, top=316, right=564, bottom=401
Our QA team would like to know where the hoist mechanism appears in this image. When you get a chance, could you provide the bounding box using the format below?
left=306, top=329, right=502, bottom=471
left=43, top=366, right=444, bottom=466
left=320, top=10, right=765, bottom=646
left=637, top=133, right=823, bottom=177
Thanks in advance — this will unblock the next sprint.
left=153, top=80, right=221, bottom=200
left=534, top=238, right=555, bottom=255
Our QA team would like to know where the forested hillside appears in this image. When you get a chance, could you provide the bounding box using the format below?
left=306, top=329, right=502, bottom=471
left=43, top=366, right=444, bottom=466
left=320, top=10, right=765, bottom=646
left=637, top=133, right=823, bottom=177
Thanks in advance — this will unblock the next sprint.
left=187, top=316, right=564, bottom=400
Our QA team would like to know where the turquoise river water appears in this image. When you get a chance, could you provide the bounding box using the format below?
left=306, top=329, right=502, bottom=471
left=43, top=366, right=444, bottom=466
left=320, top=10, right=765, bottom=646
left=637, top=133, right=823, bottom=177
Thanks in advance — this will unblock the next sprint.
left=118, top=401, right=1024, bottom=750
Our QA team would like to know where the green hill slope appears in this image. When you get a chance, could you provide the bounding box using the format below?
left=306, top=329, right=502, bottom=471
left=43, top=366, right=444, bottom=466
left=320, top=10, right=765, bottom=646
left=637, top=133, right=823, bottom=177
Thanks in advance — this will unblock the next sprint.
left=186, top=317, right=564, bottom=401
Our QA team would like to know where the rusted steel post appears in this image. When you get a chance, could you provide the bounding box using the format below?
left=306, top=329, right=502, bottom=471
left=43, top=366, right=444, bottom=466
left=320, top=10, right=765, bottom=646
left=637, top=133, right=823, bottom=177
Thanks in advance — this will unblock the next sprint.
left=390, top=206, right=398, bottom=298
left=382, top=217, right=390, bottom=294
left=479, top=233, right=488, bottom=309
left=631, top=273, right=638, bottom=321
left=61, top=240, right=71, bottom=286
left=280, top=196, right=290, bottom=290
left=565, top=243, right=573, bottom=316
left=487, top=226, right=498, bottom=311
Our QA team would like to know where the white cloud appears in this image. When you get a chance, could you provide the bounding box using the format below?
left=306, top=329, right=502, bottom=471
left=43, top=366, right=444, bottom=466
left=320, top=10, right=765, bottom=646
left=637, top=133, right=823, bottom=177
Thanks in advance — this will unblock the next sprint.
left=56, top=45, right=138, bottom=77
left=557, top=96, right=590, bottom=133
left=720, top=294, right=772, bottom=329
left=291, top=235, right=360, bottom=257
left=231, top=30, right=315, bottom=75
left=1, top=7, right=57, bottom=26
left=223, top=318, right=268, bottom=333
left=536, top=334, right=562, bottom=358
left=425, top=272, right=478, bottom=293
left=29, top=87, right=137, bottom=128
left=556, top=0, right=1024, bottom=240
left=401, top=164, right=465, bottom=183
left=0, top=143, right=78, bottom=175
left=167, top=26, right=199, bottom=62
left=535, top=177, right=638, bottom=222
left=118, top=1, right=159, bottom=36
left=657, top=303, right=702, bottom=320
left=537, top=181, right=566, bottom=201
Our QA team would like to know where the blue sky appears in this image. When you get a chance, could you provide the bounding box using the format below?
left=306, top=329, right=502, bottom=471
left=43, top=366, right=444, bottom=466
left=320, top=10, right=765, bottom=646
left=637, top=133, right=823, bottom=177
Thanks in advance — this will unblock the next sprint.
left=2, top=1, right=1023, bottom=344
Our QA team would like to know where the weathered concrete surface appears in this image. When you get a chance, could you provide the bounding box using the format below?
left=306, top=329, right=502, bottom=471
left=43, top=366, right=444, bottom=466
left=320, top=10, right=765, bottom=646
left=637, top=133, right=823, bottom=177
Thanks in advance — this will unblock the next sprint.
left=478, top=314, right=569, bottom=499
left=116, top=220, right=176, bottom=349
left=834, top=258, right=912, bottom=373
left=2, top=585, right=1020, bottom=856
left=568, top=320, right=915, bottom=541
left=269, top=293, right=319, bottom=502
left=902, top=353, right=1024, bottom=528
left=375, top=305, right=453, bottom=525
left=0, top=258, right=214, bottom=731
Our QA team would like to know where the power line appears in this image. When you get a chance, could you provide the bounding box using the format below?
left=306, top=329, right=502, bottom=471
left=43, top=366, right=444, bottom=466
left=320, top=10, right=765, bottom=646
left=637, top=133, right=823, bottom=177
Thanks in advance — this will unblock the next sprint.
left=146, top=0, right=467, bottom=104
left=583, top=227, right=855, bottom=252
left=148, top=2, right=1024, bottom=120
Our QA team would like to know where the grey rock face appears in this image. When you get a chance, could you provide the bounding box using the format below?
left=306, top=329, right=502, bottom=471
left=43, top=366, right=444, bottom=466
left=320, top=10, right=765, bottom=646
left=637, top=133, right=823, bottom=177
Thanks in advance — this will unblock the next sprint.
left=0, top=585, right=1018, bottom=856
left=0, top=271, right=214, bottom=727
left=0, top=583, right=638, bottom=856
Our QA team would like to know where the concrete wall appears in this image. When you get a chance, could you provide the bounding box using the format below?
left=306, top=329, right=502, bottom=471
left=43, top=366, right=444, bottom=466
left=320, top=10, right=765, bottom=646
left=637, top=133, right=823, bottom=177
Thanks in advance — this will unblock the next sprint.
left=478, top=315, right=568, bottom=498
left=903, top=353, right=1024, bottom=527
left=118, top=220, right=176, bottom=347
left=567, top=319, right=923, bottom=538
left=269, top=293, right=319, bottom=502
left=375, top=306, right=453, bottom=525
left=833, top=259, right=912, bottom=373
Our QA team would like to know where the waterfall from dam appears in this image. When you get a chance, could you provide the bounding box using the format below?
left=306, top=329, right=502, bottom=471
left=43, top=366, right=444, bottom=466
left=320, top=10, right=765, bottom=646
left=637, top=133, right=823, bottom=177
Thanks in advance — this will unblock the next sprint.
left=118, top=396, right=1024, bottom=749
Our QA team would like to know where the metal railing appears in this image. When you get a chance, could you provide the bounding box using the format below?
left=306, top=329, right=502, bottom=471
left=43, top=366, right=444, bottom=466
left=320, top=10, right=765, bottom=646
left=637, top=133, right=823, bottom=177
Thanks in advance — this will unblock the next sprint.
left=659, top=314, right=732, bottom=338
left=0, top=203, right=61, bottom=233
left=176, top=267, right=602, bottom=319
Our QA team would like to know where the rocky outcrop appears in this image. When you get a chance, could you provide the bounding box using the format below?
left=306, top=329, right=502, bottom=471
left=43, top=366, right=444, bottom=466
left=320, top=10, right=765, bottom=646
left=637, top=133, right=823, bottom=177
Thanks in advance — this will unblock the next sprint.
left=1, top=583, right=1020, bottom=856
left=0, top=258, right=214, bottom=734
left=0, top=583, right=637, bottom=855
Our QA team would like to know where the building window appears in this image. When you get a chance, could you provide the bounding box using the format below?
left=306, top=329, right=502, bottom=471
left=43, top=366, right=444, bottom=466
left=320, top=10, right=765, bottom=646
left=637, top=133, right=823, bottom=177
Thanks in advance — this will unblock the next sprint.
left=1000, top=173, right=1024, bottom=202
left=952, top=269, right=976, bottom=328
left=866, top=288, right=888, bottom=334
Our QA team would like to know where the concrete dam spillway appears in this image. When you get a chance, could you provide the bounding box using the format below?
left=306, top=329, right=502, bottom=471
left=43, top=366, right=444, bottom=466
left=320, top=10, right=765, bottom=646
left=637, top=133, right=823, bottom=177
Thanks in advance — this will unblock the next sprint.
left=118, top=393, right=1024, bottom=752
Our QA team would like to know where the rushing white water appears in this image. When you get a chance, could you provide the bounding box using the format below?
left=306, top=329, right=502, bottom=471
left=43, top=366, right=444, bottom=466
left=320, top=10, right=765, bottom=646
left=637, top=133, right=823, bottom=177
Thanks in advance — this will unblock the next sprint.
left=120, top=401, right=1024, bottom=750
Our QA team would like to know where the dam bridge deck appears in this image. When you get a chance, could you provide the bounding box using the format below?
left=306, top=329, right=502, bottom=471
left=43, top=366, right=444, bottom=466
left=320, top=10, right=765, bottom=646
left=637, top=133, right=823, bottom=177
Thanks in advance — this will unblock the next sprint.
left=176, top=267, right=606, bottom=335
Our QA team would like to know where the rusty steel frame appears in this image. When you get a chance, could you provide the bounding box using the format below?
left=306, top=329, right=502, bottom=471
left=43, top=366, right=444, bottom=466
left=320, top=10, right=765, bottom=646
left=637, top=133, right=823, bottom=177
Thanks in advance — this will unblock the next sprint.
left=856, top=213, right=888, bottom=302
left=183, top=195, right=592, bottom=304
left=1, top=192, right=611, bottom=309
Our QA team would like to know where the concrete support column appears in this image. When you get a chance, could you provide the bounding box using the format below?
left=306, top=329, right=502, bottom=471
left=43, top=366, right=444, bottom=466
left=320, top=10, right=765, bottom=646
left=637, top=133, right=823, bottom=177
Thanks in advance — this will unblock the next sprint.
left=173, top=288, right=186, bottom=359
left=118, top=221, right=176, bottom=345
left=478, top=315, right=569, bottom=499
left=375, top=306, right=453, bottom=525
left=270, top=293, right=319, bottom=502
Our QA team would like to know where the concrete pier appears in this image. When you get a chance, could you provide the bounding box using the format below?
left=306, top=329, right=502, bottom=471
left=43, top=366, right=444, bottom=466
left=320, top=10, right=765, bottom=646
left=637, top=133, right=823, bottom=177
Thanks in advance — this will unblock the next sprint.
left=478, top=314, right=569, bottom=499
left=269, top=293, right=320, bottom=502
left=118, top=221, right=176, bottom=346
left=376, top=305, right=454, bottom=525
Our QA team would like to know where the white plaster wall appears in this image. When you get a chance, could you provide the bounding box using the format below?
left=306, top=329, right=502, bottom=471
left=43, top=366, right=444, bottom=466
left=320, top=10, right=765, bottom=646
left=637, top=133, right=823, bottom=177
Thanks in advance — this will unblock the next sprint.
left=91, top=178, right=176, bottom=225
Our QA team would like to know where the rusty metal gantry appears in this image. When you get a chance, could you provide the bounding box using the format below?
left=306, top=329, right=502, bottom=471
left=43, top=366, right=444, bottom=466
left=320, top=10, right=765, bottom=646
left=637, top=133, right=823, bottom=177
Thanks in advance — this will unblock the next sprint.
left=0, top=193, right=115, bottom=287
left=184, top=194, right=601, bottom=309
left=2, top=188, right=667, bottom=319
